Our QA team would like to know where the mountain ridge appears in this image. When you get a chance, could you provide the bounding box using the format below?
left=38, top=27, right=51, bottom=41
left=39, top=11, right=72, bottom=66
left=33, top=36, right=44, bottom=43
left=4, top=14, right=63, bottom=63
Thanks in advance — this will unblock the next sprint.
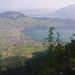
left=0, top=11, right=75, bottom=27
left=48, top=4, right=75, bottom=20
left=0, top=11, right=28, bottom=19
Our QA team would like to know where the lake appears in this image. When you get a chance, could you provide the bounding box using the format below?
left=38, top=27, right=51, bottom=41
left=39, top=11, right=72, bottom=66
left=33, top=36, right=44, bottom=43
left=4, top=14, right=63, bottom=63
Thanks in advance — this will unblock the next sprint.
left=22, top=26, right=75, bottom=42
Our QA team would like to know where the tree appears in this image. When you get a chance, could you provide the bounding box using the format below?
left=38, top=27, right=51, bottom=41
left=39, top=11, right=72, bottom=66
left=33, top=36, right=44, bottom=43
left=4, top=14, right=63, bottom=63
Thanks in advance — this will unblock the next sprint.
left=56, top=32, right=60, bottom=42
left=43, top=27, right=75, bottom=75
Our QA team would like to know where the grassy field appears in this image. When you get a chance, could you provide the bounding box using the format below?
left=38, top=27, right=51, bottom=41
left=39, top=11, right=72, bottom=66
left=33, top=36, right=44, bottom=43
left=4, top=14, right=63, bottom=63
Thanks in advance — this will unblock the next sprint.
left=0, top=42, right=45, bottom=59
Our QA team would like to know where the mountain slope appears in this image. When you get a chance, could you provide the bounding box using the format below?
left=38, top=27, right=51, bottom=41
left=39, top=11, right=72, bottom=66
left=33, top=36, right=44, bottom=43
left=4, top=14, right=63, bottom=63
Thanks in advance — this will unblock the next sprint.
left=48, top=4, right=75, bottom=20
left=0, top=11, right=28, bottom=19
left=19, top=8, right=55, bottom=18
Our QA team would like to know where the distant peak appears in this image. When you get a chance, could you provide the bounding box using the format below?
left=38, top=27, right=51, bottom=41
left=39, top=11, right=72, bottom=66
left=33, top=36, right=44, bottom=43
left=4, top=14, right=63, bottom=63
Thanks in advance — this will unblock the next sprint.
left=0, top=11, right=28, bottom=19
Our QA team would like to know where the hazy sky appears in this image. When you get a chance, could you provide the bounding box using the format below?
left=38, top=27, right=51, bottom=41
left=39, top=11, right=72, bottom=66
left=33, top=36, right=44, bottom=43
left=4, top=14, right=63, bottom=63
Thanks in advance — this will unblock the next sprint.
left=0, top=0, right=75, bottom=11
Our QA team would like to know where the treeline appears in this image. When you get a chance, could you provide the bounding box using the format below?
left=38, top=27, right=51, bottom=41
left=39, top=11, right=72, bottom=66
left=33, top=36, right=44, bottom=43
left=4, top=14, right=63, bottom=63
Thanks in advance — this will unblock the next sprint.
left=0, top=27, right=75, bottom=75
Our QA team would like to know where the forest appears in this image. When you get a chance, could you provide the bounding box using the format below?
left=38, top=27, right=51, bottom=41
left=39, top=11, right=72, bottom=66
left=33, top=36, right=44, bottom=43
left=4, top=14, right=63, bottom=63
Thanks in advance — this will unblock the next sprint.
left=0, top=27, right=75, bottom=75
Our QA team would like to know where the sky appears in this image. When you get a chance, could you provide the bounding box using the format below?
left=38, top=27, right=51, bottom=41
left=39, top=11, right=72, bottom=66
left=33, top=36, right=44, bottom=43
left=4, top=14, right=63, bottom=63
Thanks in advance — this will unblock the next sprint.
left=0, top=0, right=75, bottom=11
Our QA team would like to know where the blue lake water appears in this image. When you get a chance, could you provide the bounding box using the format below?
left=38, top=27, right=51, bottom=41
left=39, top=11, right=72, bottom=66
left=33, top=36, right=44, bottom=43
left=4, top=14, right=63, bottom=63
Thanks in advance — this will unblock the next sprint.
left=22, top=26, right=75, bottom=42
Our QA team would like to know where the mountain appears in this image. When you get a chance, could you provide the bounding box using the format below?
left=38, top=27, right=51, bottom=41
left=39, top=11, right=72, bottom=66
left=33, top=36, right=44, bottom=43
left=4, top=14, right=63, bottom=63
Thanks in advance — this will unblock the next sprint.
left=18, top=5, right=75, bottom=19
left=35, top=17, right=75, bottom=26
left=0, top=11, right=28, bottom=19
left=0, top=11, right=75, bottom=27
left=48, top=4, right=75, bottom=20
left=0, top=11, right=65, bottom=28
left=19, top=8, right=55, bottom=18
